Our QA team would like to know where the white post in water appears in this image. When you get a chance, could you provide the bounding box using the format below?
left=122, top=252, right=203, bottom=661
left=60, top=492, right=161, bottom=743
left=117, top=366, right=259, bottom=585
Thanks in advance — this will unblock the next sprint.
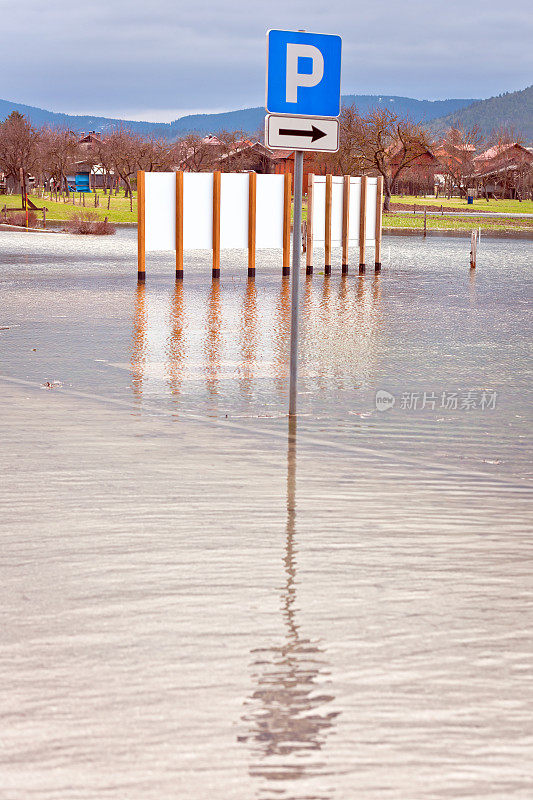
left=289, top=150, right=304, bottom=417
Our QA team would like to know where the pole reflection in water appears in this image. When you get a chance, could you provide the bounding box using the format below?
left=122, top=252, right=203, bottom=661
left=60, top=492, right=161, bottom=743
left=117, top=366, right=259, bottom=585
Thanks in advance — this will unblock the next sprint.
left=166, top=281, right=186, bottom=403
left=469, top=268, right=477, bottom=305
left=130, top=282, right=147, bottom=404
left=239, top=279, right=258, bottom=402
left=239, top=418, right=339, bottom=798
left=372, top=273, right=382, bottom=307
left=204, top=280, right=223, bottom=402
left=273, top=277, right=291, bottom=397
left=337, top=273, right=349, bottom=314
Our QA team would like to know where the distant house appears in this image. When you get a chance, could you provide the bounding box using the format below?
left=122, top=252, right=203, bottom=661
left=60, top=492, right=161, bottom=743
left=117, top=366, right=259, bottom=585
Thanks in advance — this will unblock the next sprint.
left=78, top=131, right=102, bottom=152
left=389, top=146, right=439, bottom=195
left=177, top=136, right=283, bottom=174
left=272, top=151, right=327, bottom=193
left=216, top=141, right=281, bottom=174
left=472, top=143, right=533, bottom=198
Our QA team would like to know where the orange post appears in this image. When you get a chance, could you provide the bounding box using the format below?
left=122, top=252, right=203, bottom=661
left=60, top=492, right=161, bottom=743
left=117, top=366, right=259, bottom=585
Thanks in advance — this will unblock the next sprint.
left=175, top=171, right=184, bottom=279
left=325, top=174, right=332, bottom=275
left=375, top=176, right=383, bottom=272
left=282, top=171, right=292, bottom=276
left=212, top=171, right=221, bottom=279
left=342, top=175, right=350, bottom=273
left=359, top=176, right=367, bottom=273
left=306, top=173, right=314, bottom=275
left=137, top=170, right=145, bottom=281
left=248, top=171, right=256, bottom=278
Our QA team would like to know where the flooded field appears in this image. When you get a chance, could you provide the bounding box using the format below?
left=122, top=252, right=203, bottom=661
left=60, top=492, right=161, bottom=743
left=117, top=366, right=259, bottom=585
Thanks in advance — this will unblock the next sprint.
left=1, top=229, right=532, bottom=799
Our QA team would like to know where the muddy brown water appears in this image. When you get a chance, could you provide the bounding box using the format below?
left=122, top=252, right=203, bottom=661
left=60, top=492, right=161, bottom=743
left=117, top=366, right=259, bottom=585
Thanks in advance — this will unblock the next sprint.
left=0, top=229, right=532, bottom=799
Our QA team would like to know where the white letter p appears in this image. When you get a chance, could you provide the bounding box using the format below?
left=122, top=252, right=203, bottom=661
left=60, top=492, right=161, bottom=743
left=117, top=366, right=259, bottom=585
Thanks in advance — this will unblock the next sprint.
left=285, top=43, right=324, bottom=104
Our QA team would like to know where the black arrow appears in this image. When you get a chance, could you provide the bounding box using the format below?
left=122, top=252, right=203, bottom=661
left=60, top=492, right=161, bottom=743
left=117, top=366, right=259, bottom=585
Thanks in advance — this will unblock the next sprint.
left=278, top=124, right=327, bottom=143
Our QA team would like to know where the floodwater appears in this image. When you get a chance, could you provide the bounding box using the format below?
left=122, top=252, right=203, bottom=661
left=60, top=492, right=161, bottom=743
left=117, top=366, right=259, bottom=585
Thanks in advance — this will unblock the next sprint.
left=0, top=229, right=532, bottom=799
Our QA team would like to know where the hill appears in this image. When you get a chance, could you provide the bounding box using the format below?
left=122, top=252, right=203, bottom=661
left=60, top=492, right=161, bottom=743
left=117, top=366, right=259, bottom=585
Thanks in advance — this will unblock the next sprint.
left=170, top=95, right=476, bottom=135
left=428, top=86, right=533, bottom=142
left=1, top=95, right=476, bottom=139
left=0, top=98, right=169, bottom=137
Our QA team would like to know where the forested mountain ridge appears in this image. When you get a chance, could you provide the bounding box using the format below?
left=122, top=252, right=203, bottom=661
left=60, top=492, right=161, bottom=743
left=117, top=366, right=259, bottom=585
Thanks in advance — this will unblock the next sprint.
left=2, top=88, right=530, bottom=141
left=428, top=86, right=533, bottom=142
left=0, top=95, right=477, bottom=138
left=170, top=96, right=477, bottom=135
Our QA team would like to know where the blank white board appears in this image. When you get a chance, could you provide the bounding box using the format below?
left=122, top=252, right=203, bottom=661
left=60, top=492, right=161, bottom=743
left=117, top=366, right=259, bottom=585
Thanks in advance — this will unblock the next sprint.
left=313, top=175, right=377, bottom=245
left=331, top=176, right=344, bottom=246
left=183, top=172, right=213, bottom=250
left=143, top=172, right=285, bottom=252
left=364, top=178, right=378, bottom=244
left=143, top=171, right=380, bottom=255
left=220, top=173, right=248, bottom=249
left=255, top=174, right=285, bottom=249
left=145, top=172, right=176, bottom=252
left=348, top=177, right=362, bottom=244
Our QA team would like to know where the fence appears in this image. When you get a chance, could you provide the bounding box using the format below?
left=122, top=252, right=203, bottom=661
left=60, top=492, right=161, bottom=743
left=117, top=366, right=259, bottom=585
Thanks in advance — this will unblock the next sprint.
left=137, top=170, right=383, bottom=281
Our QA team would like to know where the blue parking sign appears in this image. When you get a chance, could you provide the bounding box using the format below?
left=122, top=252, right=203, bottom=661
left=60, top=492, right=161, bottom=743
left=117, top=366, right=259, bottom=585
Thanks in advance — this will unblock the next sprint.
left=266, top=29, right=342, bottom=118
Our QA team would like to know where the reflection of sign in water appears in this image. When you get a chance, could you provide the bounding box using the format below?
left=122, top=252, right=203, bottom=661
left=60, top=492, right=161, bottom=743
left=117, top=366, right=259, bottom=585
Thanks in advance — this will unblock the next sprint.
left=128, top=275, right=383, bottom=405
left=238, top=422, right=339, bottom=790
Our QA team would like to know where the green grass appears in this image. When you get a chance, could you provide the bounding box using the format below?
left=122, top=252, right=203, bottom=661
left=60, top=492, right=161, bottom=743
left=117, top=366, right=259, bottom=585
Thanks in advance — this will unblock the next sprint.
left=3, top=190, right=531, bottom=234
left=391, top=195, right=533, bottom=214
left=384, top=212, right=533, bottom=233
left=1, top=189, right=137, bottom=224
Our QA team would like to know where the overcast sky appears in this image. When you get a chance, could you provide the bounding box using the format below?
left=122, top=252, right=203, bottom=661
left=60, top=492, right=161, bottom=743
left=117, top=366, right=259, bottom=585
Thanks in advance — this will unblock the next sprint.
left=4, top=0, right=532, bottom=121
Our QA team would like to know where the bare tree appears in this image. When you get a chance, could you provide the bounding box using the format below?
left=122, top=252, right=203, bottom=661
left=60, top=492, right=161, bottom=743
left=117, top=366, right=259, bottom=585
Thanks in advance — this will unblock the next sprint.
left=215, top=129, right=252, bottom=172
left=96, top=129, right=141, bottom=209
left=93, top=135, right=115, bottom=193
left=39, top=128, right=80, bottom=193
left=321, top=106, right=432, bottom=210
left=437, top=125, right=483, bottom=198
left=177, top=134, right=219, bottom=172
left=135, top=136, right=174, bottom=172
left=0, top=111, right=40, bottom=193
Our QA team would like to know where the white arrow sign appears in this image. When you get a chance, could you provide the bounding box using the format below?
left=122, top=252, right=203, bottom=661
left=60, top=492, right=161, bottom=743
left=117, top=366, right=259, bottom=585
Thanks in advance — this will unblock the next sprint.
left=265, top=114, right=339, bottom=152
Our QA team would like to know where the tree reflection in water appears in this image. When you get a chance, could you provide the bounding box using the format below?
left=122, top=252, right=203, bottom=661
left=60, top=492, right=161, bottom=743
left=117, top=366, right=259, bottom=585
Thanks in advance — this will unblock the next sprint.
left=240, top=418, right=339, bottom=799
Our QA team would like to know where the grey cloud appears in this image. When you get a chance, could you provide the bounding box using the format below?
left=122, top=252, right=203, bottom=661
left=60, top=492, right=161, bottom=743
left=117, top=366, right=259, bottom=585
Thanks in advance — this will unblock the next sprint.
left=4, top=0, right=532, bottom=118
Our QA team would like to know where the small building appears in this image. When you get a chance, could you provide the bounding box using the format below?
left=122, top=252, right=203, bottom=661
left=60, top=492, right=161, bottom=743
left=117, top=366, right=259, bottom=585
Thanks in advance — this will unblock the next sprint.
left=473, top=143, right=533, bottom=198
left=78, top=132, right=102, bottom=153
left=216, top=141, right=281, bottom=174
left=272, top=151, right=326, bottom=193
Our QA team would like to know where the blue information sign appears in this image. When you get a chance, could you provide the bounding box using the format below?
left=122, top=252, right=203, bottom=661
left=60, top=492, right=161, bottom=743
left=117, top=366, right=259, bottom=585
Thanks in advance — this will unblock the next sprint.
left=266, top=29, right=342, bottom=118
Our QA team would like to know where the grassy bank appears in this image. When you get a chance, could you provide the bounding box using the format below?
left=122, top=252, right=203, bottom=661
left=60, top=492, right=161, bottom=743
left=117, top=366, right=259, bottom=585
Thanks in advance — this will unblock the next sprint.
left=390, top=195, right=533, bottom=215
left=2, top=190, right=532, bottom=234
left=384, top=212, right=533, bottom=233
left=1, top=190, right=137, bottom=225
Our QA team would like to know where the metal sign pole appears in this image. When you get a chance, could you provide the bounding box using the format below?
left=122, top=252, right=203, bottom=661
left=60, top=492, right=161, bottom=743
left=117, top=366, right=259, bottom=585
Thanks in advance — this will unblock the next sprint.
left=289, top=149, right=304, bottom=417
left=266, top=28, right=341, bottom=416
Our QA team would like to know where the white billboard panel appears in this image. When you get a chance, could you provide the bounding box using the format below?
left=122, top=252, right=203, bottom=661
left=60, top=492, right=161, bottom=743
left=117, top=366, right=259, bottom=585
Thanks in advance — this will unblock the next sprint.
left=145, top=172, right=176, bottom=252
left=255, top=174, right=285, bottom=249
left=183, top=172, right=214, bottom=250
